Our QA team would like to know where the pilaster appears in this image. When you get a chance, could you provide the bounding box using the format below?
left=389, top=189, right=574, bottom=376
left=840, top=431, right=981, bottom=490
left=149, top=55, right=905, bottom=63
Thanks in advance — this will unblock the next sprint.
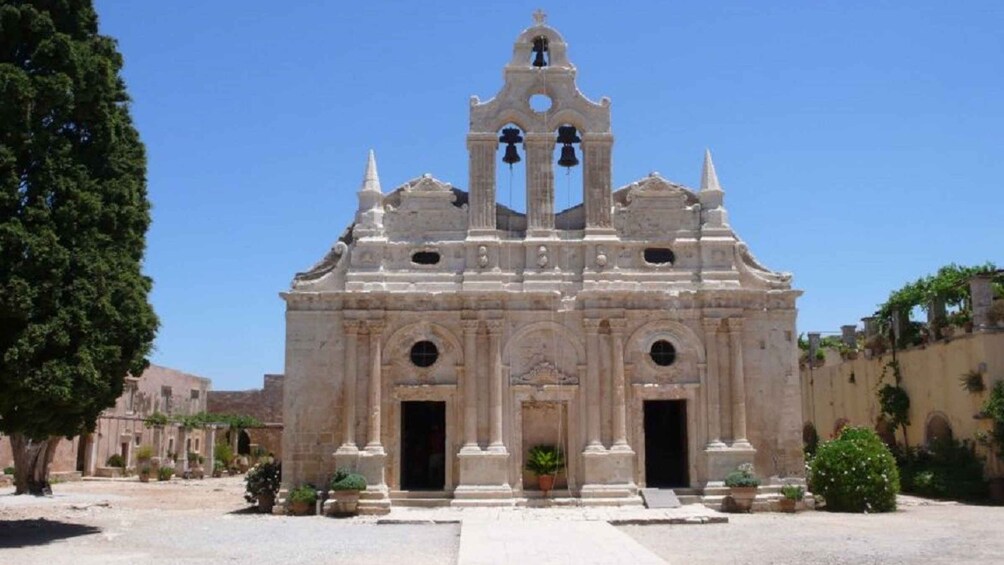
left=467, top=133, right=498, bottom=234
left=583, top=318, right=605, bottom=452
left=525, top=132, right=555, bottom=236
left=582, top=132, right=614, bottom=235
left=727, top=317, right=751, bottom=449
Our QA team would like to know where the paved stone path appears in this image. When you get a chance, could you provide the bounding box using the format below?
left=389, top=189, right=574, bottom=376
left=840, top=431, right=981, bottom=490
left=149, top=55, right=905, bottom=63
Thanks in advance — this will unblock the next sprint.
left=459, top=520, right=668, bottom=565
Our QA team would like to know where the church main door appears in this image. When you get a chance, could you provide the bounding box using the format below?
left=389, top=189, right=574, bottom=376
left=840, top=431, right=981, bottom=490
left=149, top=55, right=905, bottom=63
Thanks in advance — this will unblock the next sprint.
left=400, top=401, right=446, bottom=490
left=644, top=400, right=689, bottom=488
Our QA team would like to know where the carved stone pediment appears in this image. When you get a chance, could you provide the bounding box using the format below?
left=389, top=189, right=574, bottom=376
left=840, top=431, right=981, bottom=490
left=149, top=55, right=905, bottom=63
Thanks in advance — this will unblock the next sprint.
left=384, top=175, right=468, bottom=238
left=401, top=174, right=455, bottom=195
left=510, top=362, right=579, bottom=386
left=614, top=174, right=700, bottom=238
left=620, top=173, right=699, bottom=206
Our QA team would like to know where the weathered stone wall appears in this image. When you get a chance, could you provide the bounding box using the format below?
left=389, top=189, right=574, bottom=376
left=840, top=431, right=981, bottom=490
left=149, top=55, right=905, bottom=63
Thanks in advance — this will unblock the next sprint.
left=207, top=374, right=284, bottom=424
left=801, top=331, right=1004, bottom=478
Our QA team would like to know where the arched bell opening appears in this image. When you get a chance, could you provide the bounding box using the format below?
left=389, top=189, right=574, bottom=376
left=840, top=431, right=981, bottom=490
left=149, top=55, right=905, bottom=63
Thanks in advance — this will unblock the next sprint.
left=496, top=123, right=527, bottom=228
left=552, top=123, right=583, bottom=229
left=531, top=36, right=549, bottom=67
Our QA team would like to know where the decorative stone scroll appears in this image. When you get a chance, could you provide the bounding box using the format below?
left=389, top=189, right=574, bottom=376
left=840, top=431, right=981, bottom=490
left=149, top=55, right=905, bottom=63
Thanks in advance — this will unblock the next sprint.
left=511, top=361, right=579, bottom=386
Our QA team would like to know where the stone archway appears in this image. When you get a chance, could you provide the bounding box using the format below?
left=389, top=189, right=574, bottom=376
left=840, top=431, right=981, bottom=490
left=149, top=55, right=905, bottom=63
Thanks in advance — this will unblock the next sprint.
left=924, top=412, right=953, bottom=445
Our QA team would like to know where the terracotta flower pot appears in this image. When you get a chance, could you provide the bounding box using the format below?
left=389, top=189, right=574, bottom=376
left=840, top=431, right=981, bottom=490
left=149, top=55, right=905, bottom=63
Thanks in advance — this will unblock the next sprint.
left=257, top=492, right=276, bottom=514
left=288, top=500, right=313, bottom=516
left=328, top=490, right=360, bottom=515
left=728, top=486, right=757, bottom=513
left=538, top=474, right=555, bottom=494
left=779, top=498, right=797, bottom=513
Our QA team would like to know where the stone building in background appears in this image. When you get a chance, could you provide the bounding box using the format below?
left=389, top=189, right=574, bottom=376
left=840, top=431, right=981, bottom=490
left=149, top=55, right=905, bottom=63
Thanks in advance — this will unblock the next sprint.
left=281, top=13, right=802, bottom=513
left=208, top=374, right=284, bottom=459
left=0, top=364, right=211, bottom=479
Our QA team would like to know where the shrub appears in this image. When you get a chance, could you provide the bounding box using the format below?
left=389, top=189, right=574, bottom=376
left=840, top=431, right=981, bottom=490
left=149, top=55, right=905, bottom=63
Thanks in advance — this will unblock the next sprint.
left=106, top=454, right=126, bottom=468
left=897, top=439, right=987, bottom=501
left=330, top=469, right=367, bottom=491
left=810, top=426, right=899, bottom=512
left=135, top=445, right=154, bottom=462
left=215, top=442, right=234, bottom=465
left=781, top=484, right=805, bottom=501
left=244, top=460, right=282, bottom=504
left=3, top=466, right=14, bottom=475
left=158, top=466, right=174, bottom=481
left=724, top=463, right=760, bottom=488
left=187, top=452, right=204, bottom=465
left=289, top=484, right=318, bottom=505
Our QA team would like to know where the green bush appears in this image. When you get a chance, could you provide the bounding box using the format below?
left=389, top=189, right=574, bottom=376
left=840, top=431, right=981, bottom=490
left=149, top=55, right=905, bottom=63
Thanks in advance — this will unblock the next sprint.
left=781, top=484, right=805, bottom=501
left=3, top=466, right=14, bottom=475
left=106, top=454, right=125, bottom=468
left=724, top=463, right=760, bottom=488
left=158, top=466, right=174, bottom=481
left=215, top=442, right=234, bottom=465
left=897, top=439, right=987, bottom=501
left=289, top=484, right=318, bottom=504
left=244, top=460, right=282, bottom=503
left=810, top=426, right=899, bottom=512
left=329, top=469, right=367, bottom=491
left=524, top=445, right=564, bottom=477
left=135, top=445, right=154, bottom=462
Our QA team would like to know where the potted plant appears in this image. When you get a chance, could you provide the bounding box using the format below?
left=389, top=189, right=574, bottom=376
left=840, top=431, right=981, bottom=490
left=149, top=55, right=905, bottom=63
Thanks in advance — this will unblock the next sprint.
left=328, top=469, right=367, bottom=515
left=525, top=445, right=564, bottom=495
left=779, top=484, right=804, bottom=513
left=212, top=459, right=225, bottom=478
left=136, top=445, right=154, bottom=483
left=724, top=463, right=760, bottom=513
left=244, top=460, right=281, bottom=513
left=157, top=465, right=174, bottom=482
left=288, top=484, right=318, bottom=516
left=188, top=452, right=205, bottom=479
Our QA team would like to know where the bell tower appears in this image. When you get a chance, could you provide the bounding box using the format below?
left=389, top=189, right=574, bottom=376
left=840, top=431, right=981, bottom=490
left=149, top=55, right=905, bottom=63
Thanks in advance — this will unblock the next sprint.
left=466, top=11, right=614, bottom=239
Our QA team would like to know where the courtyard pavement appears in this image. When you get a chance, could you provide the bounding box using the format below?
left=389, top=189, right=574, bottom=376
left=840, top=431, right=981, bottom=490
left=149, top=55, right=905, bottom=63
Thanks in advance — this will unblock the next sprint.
left=2, top=477, right=1003, bottom=564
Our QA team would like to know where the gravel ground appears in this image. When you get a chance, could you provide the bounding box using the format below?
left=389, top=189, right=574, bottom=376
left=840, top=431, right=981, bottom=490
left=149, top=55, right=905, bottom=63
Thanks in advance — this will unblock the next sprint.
left=0, top=477, right=460, bottom=565
left=620, top=496, right=1004, bottom=565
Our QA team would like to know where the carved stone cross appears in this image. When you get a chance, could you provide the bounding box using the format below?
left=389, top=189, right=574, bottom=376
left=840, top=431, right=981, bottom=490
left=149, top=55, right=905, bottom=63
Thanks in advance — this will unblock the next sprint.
left=533, top=9, right=547, bottom=25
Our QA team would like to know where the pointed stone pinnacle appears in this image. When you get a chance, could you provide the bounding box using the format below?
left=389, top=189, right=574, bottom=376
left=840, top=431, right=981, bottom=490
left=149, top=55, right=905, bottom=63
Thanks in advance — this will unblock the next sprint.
left=361, top=149, right=381, bottom=193
left=700, top=148, right=722, bottom=192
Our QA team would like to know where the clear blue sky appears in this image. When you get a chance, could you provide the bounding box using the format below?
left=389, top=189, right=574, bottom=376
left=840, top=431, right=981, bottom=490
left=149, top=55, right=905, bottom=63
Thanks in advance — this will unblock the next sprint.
left=92, top=1, right=1003, bottom=390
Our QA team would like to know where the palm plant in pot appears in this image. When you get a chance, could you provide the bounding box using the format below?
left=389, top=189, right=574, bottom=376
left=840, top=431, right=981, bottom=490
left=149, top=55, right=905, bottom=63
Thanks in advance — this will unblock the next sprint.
left=288, top=484, right=318, bottom=516
left=136, top=445, right=154, bottom=483
left=525, top=445, right=564, bottom=495
left=328, top=469, right=367, bottom=516
left=724, top=463, right=760, bottom=513
left=244, top=460, right=281, bottom=513
left=779, top=484, right=804, bottom=513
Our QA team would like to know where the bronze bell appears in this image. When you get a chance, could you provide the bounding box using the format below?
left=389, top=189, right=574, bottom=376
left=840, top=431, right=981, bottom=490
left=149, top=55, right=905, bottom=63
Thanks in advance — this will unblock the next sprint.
left=558, top=145, right=579, bottom=168
left=556, top=125, right=580, bottom=145
left=502, top=144, right=521, bottom=165
left=532, top=37, right=548, bottom=67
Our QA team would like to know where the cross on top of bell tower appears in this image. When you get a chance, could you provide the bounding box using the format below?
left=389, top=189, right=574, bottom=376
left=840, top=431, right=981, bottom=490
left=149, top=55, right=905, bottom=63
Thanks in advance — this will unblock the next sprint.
left=532, top=9, right=547, bottom=25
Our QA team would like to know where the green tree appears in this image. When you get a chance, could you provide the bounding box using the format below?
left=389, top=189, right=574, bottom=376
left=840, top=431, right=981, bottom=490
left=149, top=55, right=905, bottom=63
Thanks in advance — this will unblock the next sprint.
left=0, top=0, right=157, bottom=494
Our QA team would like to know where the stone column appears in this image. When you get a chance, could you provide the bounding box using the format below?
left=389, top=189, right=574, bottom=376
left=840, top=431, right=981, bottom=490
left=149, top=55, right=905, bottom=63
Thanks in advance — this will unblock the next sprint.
left=364, top=321, right=385, bottom=454
left=728, top=318, right=751, bottom=448
left=337, top=321, right=360, bottom=453
left=206, top=426, right=216, bottom=473
left=584, top=319, right=604, bottom=452
left=486, top=320, right=507, bottom=453
left=177, top=426, right=189, bottom=473
left=703, top=319, right=725, bottom=448
left=467, top=133, right=498, bottom=232
left=83, top=433, right=98, bottom=477
left=841, top=325, right=857, bottom=348
left=862, top=316, right=878, bottom=338
left=971, top=275, right=994, bottom=330
left=609, top=319, right=630, bottom=451
left=582, top=133, right=613, bottom=232
left=461, top=320, right=481, bottom=453
left=524, top=132, right=555, bottom=234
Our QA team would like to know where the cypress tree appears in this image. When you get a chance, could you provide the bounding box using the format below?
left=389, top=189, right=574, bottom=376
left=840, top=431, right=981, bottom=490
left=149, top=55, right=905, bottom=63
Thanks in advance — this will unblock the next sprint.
left=0, top=0, right=157, bottom=494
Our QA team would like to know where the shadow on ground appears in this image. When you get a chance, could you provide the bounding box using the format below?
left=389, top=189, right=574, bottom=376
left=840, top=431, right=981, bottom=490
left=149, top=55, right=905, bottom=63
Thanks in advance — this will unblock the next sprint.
left=0, top=519, right=101, bottom=548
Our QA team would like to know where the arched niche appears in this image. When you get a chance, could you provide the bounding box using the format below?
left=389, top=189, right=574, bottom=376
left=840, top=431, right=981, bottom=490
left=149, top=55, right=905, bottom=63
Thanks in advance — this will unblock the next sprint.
left=624, top=320, right=704, bottom=384
left=382, top=321, right=463, bottom=384
left=503, top=320, right=585, bottom=380
left=924, top=412, right=953, bottom=445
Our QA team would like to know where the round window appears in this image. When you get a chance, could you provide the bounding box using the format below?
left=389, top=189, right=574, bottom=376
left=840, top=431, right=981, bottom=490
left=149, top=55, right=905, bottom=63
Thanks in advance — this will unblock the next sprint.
left=410, top=340, right=439, bottom=368
left=649, top=340, right=676, bottom=366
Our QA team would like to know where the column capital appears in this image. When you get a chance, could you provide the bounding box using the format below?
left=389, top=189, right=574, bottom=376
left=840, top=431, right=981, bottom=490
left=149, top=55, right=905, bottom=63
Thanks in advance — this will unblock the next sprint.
left=726, top=317, right=744, bottom=332
left=583, top=318, right=603, bottom=333
left=608, top=318, right=627, bottom=335
left=364, top=320, right=385, bottom=335
left=461, top=319, right=481, bottom=332
left=344, top=320, right=362, bottom=335
left=486, top=320, right=504, bottom=334
left=702, top=318, right=722, bottom=334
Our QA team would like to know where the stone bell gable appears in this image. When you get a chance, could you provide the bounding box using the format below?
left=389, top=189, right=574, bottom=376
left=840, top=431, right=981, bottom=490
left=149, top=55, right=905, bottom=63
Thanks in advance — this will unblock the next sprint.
left=281, top=12, right=803, bottom=514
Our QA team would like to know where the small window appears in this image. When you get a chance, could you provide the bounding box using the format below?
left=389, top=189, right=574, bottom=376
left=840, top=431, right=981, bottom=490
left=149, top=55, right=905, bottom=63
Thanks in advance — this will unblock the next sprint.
left=644, top=248, right=675, bottom=265
left=412, top=251, right=440, bottom=265
left=649, top=340, right=676, bottom=366
left=190, top=389, right=200, bottom=400
left=410, top=340, right=439, bottom=368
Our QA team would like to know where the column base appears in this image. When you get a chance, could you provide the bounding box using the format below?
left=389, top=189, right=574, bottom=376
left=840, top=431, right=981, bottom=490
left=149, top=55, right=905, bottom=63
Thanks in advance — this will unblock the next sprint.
left=704, top=442, right=756, bottom=483
left=581, top=448, right=638, bottom=502
left=452, top=450, right=513, bottom=506
left=356, top=449, right=389, bottom=514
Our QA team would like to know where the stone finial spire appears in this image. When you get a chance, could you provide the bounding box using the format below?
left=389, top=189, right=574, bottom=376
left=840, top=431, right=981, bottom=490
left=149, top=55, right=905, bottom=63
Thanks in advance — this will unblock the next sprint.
left=699, top=149, right=728, bottom=227
left=355, top=149, right=384, bottom=235
left=700, top=148, right=722, bottom=193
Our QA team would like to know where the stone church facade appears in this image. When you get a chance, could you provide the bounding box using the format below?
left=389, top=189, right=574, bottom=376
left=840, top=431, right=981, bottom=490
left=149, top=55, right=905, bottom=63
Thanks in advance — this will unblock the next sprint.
left=281, top=14, right=803, bottom=513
